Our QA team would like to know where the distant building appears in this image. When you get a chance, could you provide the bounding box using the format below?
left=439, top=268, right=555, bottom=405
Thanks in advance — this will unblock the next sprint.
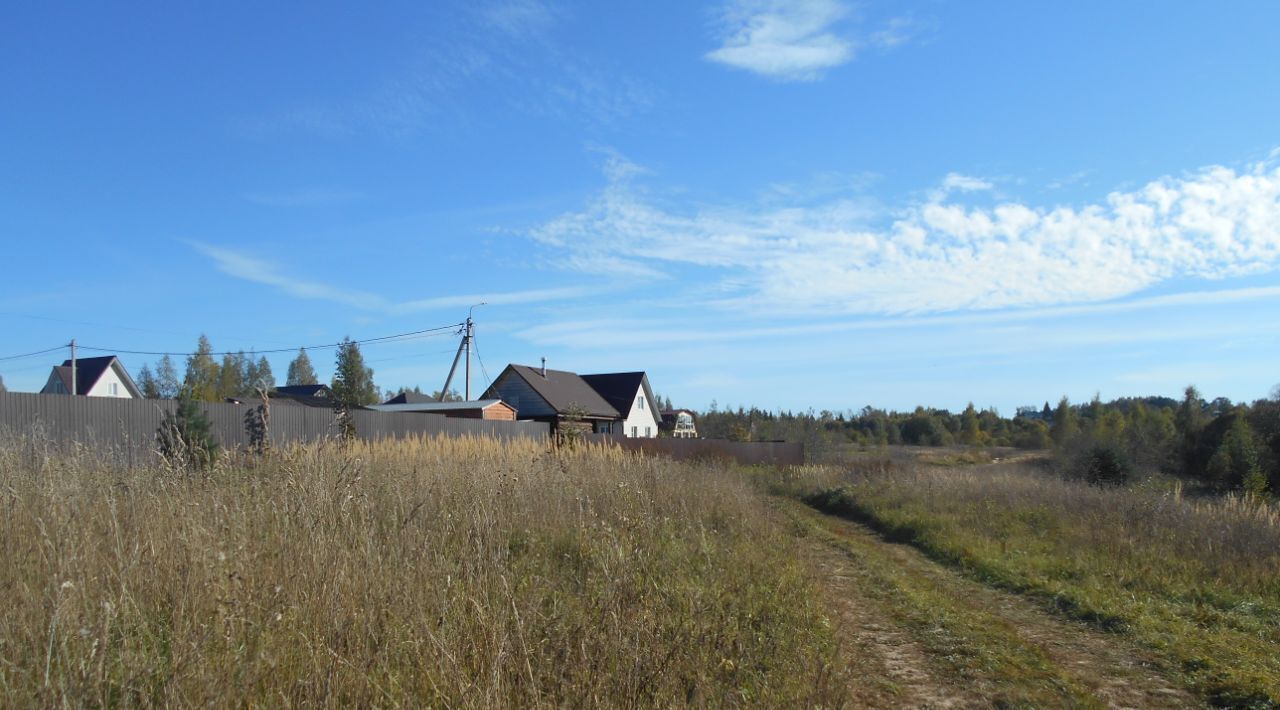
left=367, top=399, right=517, bottom=421
left=660, top=409, right=698, bottom=439
left=482, top=363, right=622, bottom=435
left=40, top=356, right=141, bottom=398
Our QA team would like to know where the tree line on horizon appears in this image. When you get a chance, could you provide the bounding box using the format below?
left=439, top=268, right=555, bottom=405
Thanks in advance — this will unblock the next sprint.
left=695, top=386, right=1280, bottom=497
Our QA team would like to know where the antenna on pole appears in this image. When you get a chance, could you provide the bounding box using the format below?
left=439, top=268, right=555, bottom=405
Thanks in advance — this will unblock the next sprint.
left=70, top=339, right=77, bottom=395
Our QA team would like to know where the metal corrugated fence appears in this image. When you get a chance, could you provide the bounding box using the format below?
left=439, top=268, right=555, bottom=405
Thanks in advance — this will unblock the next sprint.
left=0, top=392, right=547, bottom=461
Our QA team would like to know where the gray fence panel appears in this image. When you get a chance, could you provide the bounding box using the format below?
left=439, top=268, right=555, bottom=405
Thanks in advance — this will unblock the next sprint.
left=0, top=392, right=548, bottom=462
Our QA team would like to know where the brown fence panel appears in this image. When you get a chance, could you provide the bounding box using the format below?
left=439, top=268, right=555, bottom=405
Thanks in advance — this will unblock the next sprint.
left=581, top=434, right=804, bottom=466
left=0, top=392, right=548, bottom=463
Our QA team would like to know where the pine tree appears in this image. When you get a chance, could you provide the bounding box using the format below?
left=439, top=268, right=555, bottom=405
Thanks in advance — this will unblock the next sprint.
left=184, top=335, right=221, bottom=402
left=286, top=348, right=318, bottom=386
left=136, top=364, right=161, bottom=399
left=332, top=338, right=378, bottom=406
left=251, top=356, right=275, bottom=393
left=155, top=354, right=180, bottom=399
left=1207, top=415, right=1264, bottom=494
left=960, top=403, right=982, bottom=446
left=0, top=375, right=6, bottom=393
left=217, top=352, right=246, bottom=400
left=1051, top=397, right=1079, bottom=445
left=331, top=338, right=378, bottom=439
left=244, top=355, right=260, bottom=395
left=157, top=389, right=219, bottom=468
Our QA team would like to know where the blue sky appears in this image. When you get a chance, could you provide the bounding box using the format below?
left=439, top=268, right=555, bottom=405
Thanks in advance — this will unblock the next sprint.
left=3, top=0, right=1279, bottom=414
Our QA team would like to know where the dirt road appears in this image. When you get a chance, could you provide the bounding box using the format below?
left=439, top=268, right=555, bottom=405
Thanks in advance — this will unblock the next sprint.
left=779, top=498, right=1199, bottom=708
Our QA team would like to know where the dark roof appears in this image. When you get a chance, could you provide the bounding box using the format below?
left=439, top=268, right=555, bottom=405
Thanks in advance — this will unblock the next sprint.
left=382, top=390, right=437, bottom=405
left=368, top=399, right=513, bottom=413
left=50, top=356, right=141, bottom=397
left=580, top=372, right=656, bottom=418
left=494, top=364, right=620, bottom=419
left=273, top=384, right=331, bottom=398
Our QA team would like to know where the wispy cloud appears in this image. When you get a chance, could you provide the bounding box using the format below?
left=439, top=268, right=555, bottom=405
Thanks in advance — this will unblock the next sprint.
left=706, top=0, right=854, bottom=81
left=190, top=241, right=389, bottom=310
left=482, top=0, right=558, bottom=39
left=514, top=284, right=1280, bottom=351
left=188, top=241, right=595, bottom=313
left=243, top=1, right=653, bottom=138
left=532, top=153, right=1280, bottom=315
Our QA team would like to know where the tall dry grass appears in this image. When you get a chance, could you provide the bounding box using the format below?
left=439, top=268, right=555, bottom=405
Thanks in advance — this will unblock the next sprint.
left=787, top=458, right=1280, bottom=705
left=0, top=433, right=843, bottom=706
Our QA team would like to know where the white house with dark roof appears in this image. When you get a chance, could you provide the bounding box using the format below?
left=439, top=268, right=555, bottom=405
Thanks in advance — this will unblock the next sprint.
left=40, top=355, right=141, bottom=398
left=580, top=372, right=661, bottom=438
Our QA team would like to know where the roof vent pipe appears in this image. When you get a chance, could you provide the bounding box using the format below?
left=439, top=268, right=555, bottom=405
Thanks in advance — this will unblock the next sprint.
left=541, top=357, right=547, bottom=377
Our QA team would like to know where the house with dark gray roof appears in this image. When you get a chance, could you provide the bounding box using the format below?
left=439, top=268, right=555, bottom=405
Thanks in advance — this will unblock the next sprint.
left=40, top=355, right=141, bottom=398
left=482, top=363, right=664, bottom=437
left=482, top=363, right=622, bottom=434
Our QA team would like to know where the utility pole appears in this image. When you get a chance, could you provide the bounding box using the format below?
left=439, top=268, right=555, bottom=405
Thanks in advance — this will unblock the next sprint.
left=437, top=303, right=486, bottom=402
left=69, top=338, right=77, bottom=395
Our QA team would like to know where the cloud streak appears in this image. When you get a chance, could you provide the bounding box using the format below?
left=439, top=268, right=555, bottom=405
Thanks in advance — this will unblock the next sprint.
left=189, top=241, right=594, bottom=314
left=532, top=154, right=1280, bottom=315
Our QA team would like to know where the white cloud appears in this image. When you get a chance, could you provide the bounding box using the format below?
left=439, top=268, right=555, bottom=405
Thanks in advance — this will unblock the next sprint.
left=531, top=155, right=1280, bottom=315
left=706, top=0, right=855, bottom=81
left=940, top=172, right=994, bottom=193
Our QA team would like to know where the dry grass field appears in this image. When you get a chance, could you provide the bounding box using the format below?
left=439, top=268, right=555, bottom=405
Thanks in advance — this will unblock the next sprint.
left=0, top=434, right=845, bottom=707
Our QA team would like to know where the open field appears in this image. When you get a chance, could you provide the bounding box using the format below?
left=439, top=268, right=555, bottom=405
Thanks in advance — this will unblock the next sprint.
left=7, top=432, right=1279, bottom=707
left=774, top=454, right=1280, bottom=706
left=0, top=434, right=844, bottom=706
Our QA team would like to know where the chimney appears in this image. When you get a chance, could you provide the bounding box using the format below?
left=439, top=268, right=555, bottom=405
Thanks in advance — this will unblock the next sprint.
left=540, top=357, right=547, bottom=377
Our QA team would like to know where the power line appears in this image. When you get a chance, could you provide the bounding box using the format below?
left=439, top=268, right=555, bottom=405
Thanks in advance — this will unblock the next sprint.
left=0, top=345, right=68, bottom=362
left=2, top=322, right=464, bottom=365
left=75, top=322, right=465, bottom=358
left=472, top=328, right=493, bottom=388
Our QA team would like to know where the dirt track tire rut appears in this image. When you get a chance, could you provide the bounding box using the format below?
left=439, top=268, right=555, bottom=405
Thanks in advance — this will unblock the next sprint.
left=780, top=498, right=1200, bottom=708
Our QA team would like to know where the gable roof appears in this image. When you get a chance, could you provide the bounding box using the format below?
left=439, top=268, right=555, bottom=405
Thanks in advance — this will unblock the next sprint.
left=273, top=384, right=331, bottom=398
left=487, top=364, right=619, bottom=419
left=367, top=399, right=513, bottom=414
left=382, top=390, right=436, bottom=405
left=580, top=372, right=657, bottom=418
left=44, top=356, right=141, bottom=397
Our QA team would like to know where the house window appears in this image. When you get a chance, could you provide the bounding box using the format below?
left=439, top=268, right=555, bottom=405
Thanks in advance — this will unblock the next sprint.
left=109, top=383, right=119, bottom=396
left=631, top=426, right=637, bottom=437
left=645, top=426, right=651, bottom=437
left=637, top=395, right=644, bottom=410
